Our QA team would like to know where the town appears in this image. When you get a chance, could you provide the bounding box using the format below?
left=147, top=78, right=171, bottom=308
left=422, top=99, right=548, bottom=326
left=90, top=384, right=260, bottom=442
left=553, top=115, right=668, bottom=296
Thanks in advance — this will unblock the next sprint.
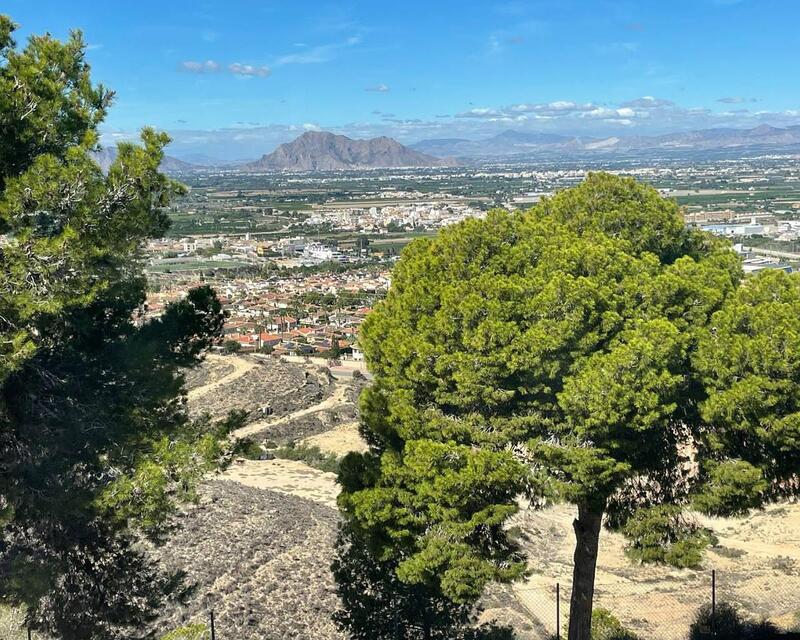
left=141, top=156, right=800, bottom=360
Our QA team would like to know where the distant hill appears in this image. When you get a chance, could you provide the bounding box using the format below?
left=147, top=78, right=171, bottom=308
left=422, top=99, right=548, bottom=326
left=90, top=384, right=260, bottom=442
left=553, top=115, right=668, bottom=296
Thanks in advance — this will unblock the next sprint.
left=90, top=147, right=203, bottom=174
left=238, top=131, right=454, bottom=171
left=411, top=125, right=800, bottom=159
left=411, top=131, right=588, bottom=158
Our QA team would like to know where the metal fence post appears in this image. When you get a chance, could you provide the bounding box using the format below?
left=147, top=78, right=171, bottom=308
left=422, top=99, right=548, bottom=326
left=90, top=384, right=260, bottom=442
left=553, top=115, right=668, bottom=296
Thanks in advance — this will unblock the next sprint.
left=556, top=582, right=561, bottom=640
left=711, top=569, right=716, bottom=638
left=210, top=609, right=216, bottom=640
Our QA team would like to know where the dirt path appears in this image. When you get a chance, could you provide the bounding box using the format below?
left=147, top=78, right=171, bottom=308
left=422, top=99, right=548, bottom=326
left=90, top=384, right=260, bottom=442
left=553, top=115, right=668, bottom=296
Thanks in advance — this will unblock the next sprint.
left=187, top=354, right=256, bottom=402
left=221, top=459, right=340, bottom=508
left=230, top=383, right=350, bottom=440
left=302, top=421, right=367, bottom=456
left=221, top=382, right=358, bottom=507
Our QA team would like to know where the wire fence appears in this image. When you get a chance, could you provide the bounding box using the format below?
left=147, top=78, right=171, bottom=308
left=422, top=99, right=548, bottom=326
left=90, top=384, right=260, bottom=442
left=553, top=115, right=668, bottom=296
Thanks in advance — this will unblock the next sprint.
left=7, top=570, right=800, bottom=639
left=514, top=569, right=800, bottom=640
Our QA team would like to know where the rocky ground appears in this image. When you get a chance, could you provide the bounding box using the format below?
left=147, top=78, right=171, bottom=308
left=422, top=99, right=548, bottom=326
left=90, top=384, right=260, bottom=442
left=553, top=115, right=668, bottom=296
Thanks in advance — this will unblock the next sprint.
left=187, top=355, right=333, bottom=423
left=183, top=357, right=235, bottom=392
left=151, top=481, right=344, bottom=640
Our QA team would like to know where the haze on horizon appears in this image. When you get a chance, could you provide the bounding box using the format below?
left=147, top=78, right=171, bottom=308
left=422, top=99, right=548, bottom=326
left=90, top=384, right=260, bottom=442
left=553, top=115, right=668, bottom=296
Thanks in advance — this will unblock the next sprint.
left=6, top=0, right=800, bottom=162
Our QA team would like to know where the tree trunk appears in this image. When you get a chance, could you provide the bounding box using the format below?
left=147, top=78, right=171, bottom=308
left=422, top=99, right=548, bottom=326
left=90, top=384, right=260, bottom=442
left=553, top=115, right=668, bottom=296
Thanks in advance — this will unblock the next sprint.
left=567, top=503, right=603, bottom=640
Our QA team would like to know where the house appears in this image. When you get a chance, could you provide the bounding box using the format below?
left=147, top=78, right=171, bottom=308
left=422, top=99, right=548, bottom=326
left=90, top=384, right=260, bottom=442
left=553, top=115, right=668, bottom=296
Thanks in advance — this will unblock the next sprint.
left=350, top=342, right=365, bottom=362
left=266, top=315, right=298, bottom=332
left=225, top=333, right=259, bottom=352
left=258, top=332, right=282, bottom=348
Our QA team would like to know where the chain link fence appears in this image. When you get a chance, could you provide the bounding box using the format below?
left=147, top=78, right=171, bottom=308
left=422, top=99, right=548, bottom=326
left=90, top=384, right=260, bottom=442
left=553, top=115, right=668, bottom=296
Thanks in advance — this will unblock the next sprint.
left=6, top=570, right=800, bottom=639
left=514, top=569, right=800, bottom=640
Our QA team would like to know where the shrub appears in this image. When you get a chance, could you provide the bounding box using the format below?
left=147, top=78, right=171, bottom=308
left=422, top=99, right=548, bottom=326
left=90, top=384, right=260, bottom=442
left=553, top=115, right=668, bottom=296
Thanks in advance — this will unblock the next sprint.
left=623, top=505, right=717, bottom=569
left=160, top=623, right=209, bottom=640
left=712, top=545, right=746, bottom=559
left=769, top=555, right=797, bottom=575
left=688, top=602, right=781, bottom=640
left=237, top=438, right=266, bottom=460
left=693, top=460, right=768, bottom=517
left=505, top=525, right=527, bottom=543
left=222, top=339, right=242, bottom=354
left=591, top=608, right=640, bottom=640
left=274, top=442, right=340, bottom=473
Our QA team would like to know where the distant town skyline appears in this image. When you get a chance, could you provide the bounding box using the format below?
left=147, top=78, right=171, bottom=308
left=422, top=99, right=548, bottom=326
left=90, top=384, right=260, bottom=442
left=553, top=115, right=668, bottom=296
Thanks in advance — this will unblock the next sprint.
left=5, top=0, right=800, bottom=160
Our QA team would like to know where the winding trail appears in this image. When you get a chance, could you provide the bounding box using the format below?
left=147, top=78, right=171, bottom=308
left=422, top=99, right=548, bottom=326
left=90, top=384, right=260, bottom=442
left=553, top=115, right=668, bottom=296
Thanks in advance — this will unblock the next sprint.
left=188, top=355, right=356, bottom=507
left=221, top=382, right=353, bottom=508
left=187, top=354, right=256, bottom=402
left=230, top=383, right=350, bottom=440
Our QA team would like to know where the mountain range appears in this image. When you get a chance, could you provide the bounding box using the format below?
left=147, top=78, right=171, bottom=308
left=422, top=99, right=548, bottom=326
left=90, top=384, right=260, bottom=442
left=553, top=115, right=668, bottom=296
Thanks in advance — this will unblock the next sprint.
left=92, top=125, right=800, bottom=174
left=238, top=131, right=452, bottom=171
left=411, top=124, right=800, bottom=159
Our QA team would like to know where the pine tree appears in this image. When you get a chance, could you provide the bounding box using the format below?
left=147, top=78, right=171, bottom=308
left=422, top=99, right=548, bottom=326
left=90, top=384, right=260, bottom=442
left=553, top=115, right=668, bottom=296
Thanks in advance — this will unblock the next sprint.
left=337, top=173, right=800, bottom=640
left=0, top=15, right=229, bottom=638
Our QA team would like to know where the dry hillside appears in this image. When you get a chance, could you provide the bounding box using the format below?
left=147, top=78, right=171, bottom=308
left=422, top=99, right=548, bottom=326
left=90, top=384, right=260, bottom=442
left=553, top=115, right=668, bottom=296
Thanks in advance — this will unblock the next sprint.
left=152, top=354, right=800, bottom=640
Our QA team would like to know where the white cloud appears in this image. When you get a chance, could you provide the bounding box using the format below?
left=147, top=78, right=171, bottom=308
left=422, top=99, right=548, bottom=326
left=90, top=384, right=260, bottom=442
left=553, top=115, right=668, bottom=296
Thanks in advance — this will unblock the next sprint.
left=179, top=60, right=220, bottom=73
left=621, top=96, right=675, bottom=109
left=179, top=60, right=270, bottom=78
left=109, top=94, right=800, bottom=163
left=228, top=63, right=271, bottom=77
left=449, top=96, right=800, bottom=134
left=717, top=96, right=758, bottom=104
left=456, top=107, right=505, bottom=118
left=365, top=83, right=390, bottom=93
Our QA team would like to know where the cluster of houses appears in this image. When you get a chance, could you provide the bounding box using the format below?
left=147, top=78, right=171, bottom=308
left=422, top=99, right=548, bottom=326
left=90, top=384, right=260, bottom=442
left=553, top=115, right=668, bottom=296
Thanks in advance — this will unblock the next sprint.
left=221, top=312, right=367, bottom=358
left=142, top=267, right=387, bottom=358
left=302, top=201, right=485, bottom=232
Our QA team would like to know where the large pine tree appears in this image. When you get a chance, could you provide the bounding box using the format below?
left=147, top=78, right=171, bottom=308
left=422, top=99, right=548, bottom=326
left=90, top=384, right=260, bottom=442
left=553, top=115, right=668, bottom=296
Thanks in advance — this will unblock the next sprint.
left=339, top=173, right=800, bottom=640
left=0, top=15, right=229, bottom=638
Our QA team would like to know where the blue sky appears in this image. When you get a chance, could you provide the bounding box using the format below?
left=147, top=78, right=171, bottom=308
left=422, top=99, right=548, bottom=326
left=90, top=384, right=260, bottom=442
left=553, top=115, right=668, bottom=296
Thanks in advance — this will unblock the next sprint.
left=5, top=0, right=800, bottom=161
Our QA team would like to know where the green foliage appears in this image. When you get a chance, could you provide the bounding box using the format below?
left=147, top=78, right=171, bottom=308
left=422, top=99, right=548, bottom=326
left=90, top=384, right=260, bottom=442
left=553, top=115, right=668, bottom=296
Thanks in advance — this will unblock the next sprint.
left=590, top=608, right=641, bottom=640
left=0, top=15, right=225, bottom=638
left=222, top=339, right=242, bottom=354
left=95, top=410, right=246, bottom=538
left=237, top=438, right=267, bottom=460
left=0, top=15, right=111, bottom=192
left=341, top=173, right=743, bottom=605
left=692, top=460, right=768, bottom=517
left=688, top=602, right=780, bottom=640
left=160, top=623, right=209, bottom=640
left=274, top=442, right=340, bottom=473
left=536, top=173, right=702, bottom=262
left=332, top=522, right=516, bottom=639
left=694, top=269, right=800, bottom=513
left=622, top=506, right=716, bottom=569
